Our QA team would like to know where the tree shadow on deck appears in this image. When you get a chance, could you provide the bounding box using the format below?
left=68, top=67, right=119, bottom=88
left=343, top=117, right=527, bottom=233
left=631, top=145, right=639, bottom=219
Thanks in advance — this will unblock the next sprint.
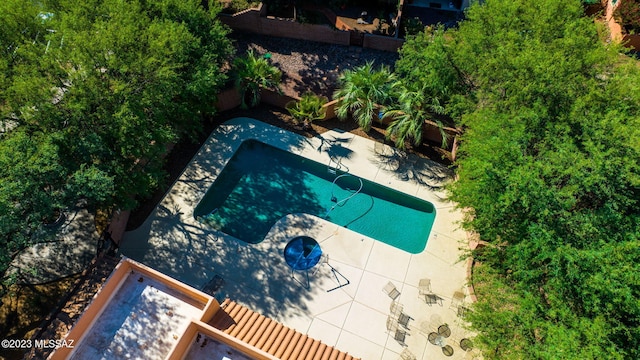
left=121, top=121, right=344, bottom=322
left=371, top=145, right=454, bottom=190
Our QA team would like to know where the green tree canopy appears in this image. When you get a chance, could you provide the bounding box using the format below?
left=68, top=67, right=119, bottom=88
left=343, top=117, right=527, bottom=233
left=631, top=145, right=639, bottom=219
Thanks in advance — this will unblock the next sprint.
left=0, top=0, right=233, bottom=284
left=395, top=0, right=640, bottom=358
left=395, top=26, right=466, bottom=107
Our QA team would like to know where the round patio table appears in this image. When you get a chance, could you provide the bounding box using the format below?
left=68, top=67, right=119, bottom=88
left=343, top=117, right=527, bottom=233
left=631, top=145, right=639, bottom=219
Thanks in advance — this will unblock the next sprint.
left=438, top=324, right=452, bottom=338
left=460, top=338, right=473, bottom=351
left=428, top=332, right=445, bottom=347
left=429, top=331, right=454, bottom=356
left=284, top=236, right=322, bottom=271
left=442, top=345, right=454, bottom=357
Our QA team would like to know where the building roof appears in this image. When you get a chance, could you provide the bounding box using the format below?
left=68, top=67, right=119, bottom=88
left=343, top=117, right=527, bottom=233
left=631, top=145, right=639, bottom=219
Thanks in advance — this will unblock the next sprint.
left=68, top=270, right=203, bottom=359
left=51, top=258, right=359, bottom=360
left=209, top=299, right=359, bottom=360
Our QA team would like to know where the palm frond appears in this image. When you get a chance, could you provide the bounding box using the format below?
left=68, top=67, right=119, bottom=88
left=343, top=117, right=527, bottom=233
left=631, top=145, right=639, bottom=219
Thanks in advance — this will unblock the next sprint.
left=232, top=50, right=282, bottom=108
left=332, top=61, right=397, bottom=131
left=383, top=84, right=454, bottom=149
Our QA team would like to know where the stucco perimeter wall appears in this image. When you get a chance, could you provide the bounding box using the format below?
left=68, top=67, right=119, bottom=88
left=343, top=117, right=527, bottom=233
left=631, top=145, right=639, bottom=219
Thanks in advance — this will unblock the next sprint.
left=219, top=7, right=350, bottom=46
left=219, top=4, right=403, bottom=51
left=260, top=88, right=296, bottom=108
left=363, top=34, right=404, bottom=52
left=261, top=89, right=339, bottom=121
left=216, top=87, right=339, bottom=121
left=423, top=124, right=453, bottom=149
left=215, top=87, right=242, bottom=112
left=605, top=0, right=624, bottom=41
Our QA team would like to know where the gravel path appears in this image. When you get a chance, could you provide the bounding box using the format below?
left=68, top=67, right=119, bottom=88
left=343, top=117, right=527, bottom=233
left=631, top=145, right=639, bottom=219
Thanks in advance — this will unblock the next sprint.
left=230, top=31, right=399, bottom=98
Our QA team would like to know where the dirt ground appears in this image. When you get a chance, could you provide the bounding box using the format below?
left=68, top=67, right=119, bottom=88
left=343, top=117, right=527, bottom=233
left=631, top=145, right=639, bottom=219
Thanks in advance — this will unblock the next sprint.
left=0, top=277, right=78, bottom=360
left=0, top=254, right=120, bottom=360
left=230, top=31, right=399, bottom=99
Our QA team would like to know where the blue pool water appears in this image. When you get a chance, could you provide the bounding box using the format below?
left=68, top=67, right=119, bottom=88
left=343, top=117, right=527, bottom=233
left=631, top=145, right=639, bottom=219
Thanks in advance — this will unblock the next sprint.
left=194, top=140, right=435, bottom=253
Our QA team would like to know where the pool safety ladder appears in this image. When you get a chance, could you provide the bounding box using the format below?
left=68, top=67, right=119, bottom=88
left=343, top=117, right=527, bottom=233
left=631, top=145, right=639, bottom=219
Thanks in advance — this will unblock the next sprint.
left=323, top=174, right=363, bottom=218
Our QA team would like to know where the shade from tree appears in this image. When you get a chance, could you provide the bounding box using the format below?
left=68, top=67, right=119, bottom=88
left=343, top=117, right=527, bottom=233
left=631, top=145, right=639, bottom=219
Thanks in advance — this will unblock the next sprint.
left=395, top=0, right=640, bottom=358
left=0, top=0, right=233, bottom=288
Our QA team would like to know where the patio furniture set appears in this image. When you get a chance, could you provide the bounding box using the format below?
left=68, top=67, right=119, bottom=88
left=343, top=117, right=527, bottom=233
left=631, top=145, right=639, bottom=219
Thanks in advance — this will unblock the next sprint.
left=383, top=280, right=476, bottom=358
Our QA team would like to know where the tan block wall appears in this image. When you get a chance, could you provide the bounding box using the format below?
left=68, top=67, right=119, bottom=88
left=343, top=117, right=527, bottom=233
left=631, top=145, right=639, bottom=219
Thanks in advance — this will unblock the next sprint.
left=215, top=87, right=242, bottom=112
left=106, top=209, right=130, bottom=244
left=219, top=8, right=350, bottom=46
left=219, top=8, right=261, bottom=31
left=260, top=88, right=297, bottom=109
left=605, top=0, right=625, bottom=42
left=322, top=98, right=339, bottom=120
left=422, top=124, right=457, bottom=150
left=260, top=89, right=338, bottom=121
left=220, top=3, right=406, bottom=50
left=363, top=34, right=405, bottom=52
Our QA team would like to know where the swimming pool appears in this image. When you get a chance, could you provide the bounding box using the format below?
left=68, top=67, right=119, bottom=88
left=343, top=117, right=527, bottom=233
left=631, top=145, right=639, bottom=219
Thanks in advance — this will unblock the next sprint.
left=194, top=140, right=435, bottom=254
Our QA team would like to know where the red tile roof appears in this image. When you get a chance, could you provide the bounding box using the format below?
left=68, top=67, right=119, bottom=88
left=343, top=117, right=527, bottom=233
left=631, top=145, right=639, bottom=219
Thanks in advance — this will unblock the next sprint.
left=209, top=299, right=360, bottom=360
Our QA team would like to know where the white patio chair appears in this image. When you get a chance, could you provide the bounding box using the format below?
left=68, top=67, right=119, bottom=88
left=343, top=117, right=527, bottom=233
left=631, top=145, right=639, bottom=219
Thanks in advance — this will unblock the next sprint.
left=399, top=348, right=417, bottom=360
left=450, top=290, right=465, bottom=310
left=419, top=278, right=439, bottom=304
left=418, top=278, right=432, bottom=295
left=383, top=281, right=401, bottom=300
left=390, top=301, right=403, bottom=316
left=386, top=315, right=409, bottom=346
left=386, top=315, right=399, bottom=331
left=390, top=301, right=412, bottom=328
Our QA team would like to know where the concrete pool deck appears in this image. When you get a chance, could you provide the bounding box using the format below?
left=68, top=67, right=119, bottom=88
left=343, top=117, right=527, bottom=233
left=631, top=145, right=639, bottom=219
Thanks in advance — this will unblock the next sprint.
left=119, top=118, right=475, bottom=359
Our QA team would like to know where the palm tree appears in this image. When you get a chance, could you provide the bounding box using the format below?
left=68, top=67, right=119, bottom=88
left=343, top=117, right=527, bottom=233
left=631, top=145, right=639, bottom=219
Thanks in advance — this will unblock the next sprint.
left=383, top=85, right=450, bottom=150
left=286, top=92, right=327, bottom=130
left=233, top=50, right=282, bottom=109
left=333, top=62, right=399, bottom=132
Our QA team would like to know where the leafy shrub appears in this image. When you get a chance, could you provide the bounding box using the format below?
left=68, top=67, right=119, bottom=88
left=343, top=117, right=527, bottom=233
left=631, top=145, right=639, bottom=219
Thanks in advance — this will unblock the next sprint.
left=286, top=93, right=327, bottom=129
left=402, top=17, right=424, bottom=38
left=296, top=9, right=330, bottom=25
left=233, top=50, right=282, bottom=109
left=263, top=0, right=294, bottom=17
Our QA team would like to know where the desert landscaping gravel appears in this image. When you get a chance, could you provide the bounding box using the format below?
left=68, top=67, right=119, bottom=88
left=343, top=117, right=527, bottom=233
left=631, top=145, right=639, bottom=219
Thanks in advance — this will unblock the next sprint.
left=230, top=31, right=399, bottom=98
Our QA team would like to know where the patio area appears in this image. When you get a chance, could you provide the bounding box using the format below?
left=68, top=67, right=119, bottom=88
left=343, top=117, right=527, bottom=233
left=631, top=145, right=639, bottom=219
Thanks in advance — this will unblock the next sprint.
left=119, top=118, right=474, bottom=359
